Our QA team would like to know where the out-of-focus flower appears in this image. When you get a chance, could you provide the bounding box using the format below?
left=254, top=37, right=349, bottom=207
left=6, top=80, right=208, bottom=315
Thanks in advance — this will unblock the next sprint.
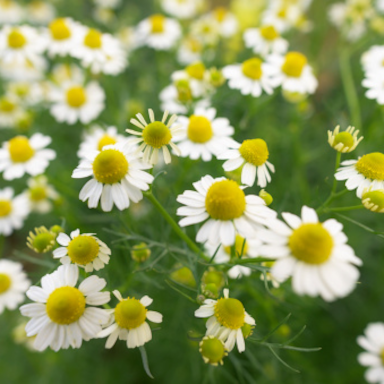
left=27, top=226, right=56, bottom=254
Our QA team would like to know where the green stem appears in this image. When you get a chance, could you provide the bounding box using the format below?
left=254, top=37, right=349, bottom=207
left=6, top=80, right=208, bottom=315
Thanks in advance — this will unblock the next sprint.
left=0, top=235, right=4, bottom=258
left=324, top=205, right=364, bottom=213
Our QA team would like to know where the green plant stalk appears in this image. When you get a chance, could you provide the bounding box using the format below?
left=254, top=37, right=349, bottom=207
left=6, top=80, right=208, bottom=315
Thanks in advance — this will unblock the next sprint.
left=324, top=205, right=364, bottom=213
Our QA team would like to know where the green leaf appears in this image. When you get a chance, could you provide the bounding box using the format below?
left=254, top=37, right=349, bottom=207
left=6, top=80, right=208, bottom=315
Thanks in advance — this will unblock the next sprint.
left=267, top=345, right=300, bottom=373
left=139, top=346, right=154, bottom=379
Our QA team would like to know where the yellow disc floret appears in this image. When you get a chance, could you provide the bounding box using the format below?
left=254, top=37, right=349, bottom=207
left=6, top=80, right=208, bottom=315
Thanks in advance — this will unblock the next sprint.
left=84, top=29, right=102, bottom=49
left=242, top=58, right=263, bottom=80
left=67, top=235, right=100, bottom=265
left=333, top=132, right=354, bottom=149
left=355, top=152, right=384, bottom=180
left=362, top=189, right=384, bottom=213
left=66, top=86, right=87, bottom=108
left=29, top=186, right=47, bottom=202
left=282, top=52, right=308, bottom=78
left=0, top=200, right=12, bottom=217
left=0, top=273, right=11, bottom=294
left=0, top=97, right=16, bottom=112
left=142, top=121, right=172, bottom=148
left=150, top=14, right=165, bottom=33
left=214, top=7, right=227, bottom=22
left=289, top=223, right=333, bottom=264
left=8, top=29, right=26, bottom=49
left=224, top=235, right=248, bottom=257
left=114, top=297, right=147, bottom=329
left=260, top=25, right=279, bottom=40
left=8, top=136, right=35, bottom=163
left=205, top=180, right=246, bottom=220
left=97, top=135, right=117, bottom=151
left=239, top=139, right=269, bottom=166
left=187, top=115, right=213, bottom=143
left=46, top=286, right=86, bottom=324
left=214, top=297, right=245, bottom=329
left=92, top=149, right=128, bottom=184
left=49, top=18, right=71, bottom=40
left=186, top=62, right=206, bottom=80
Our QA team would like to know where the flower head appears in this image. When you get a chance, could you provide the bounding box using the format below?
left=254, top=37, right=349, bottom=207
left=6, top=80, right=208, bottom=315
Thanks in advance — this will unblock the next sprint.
left=199, top=336, right=228, bottom=366
left=362, top=186, right=384, bottom=213
left=27, top=226, right=56, bottom=253
left=328, top=125, right=363, bottom=153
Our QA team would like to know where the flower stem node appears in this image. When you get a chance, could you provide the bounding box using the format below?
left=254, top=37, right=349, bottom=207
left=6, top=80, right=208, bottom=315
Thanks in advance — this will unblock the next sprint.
left=328, top=125, right=363, bottom=153
left=199, top=336, right=228, bottom=366
left=131, top=242, right=151, bottom=262
left=27, top=226, right=56, bottom=253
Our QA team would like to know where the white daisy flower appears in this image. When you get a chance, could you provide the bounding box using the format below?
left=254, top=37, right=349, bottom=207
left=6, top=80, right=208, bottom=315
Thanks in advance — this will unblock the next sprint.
left=195, top=288, right=255, bottom=353
left=94, top=0, right=121, bottom=8
left=244, top=25, right=288, bottom=57
left=174, top=107, right=235, bottom=162
left=361, top=45, right=384, bottom=74
left=357, top=322, right=384, bottom=384
left=161, top=0, right=202, bottom=19
left=223, top=58, right=277, bottom=97
left=0, top=0, right=23, bottom=25
left=136, top=14, right=181, bottom=50
left=0, top=133, right=56, bottom=180
left=0, top=259, right=30, bottom=314
left=0, top=187, right=29, bottom=236
left=49, top=81, right=105, bottom=125
left=27, top=1, right=56, bottom=24
left=126, top=108, right=182, bottom=165
left=258, top=206, right=362, bottom=301
left=50, top=63, right=84, bottom=86
left=98, top=290, right=163, bottom=349
left=218, top=138, right=275, bottom=188
left=268, top=51, right=318, bottom=94
left=177, top=35, right=203, bottom=65
left=199, top=336, right=228, bottom=366
left=362, top=71, right=384, bottom=104
left=211, top=7, right=238, bottom=38
left=327, top=125, right=363, bottom=153
left=335, top=152, right=384, bottom=197
left=6, top=81, right=44, bottom=107
left=0, top=55, right=47, bottom=82
left=72, top=143, right=154, bottom=212
left=20, top=264, right=110, bottom=352
left=177, top=175, right=277, bottom=246
left=0, top=94, right=24, bottom=128
left=190, top=15, right=220, bottom=46
left=53, top=229, right=111, bottom=272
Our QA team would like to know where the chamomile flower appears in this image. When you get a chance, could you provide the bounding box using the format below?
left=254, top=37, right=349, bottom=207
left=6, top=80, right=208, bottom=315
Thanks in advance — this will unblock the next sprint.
left=27, top=1, right=56, bottom=24
left=223, top=58, right=276, bottom=97
left=27, top=226, right=56, bottom=254
left=361, top=45, right=384, bottom=74
left=362, top=71, right=384, bottom=104
left=53, top=229, right=111, bottom=272
left=161, top=0, right=202, bottom=19
left=362, top=186, right=384, bottom=213
left=190, top=15, right=220, bottom=46
left=0, top=133, right=56, bottom=180
left=98, top=290, right=163, bottom=349
left=0, top=0, right=23, bottom=25
left=199, top=336, right=228, bottom=366
left=218, top=139, right=275, bottom=188
left=177, top=35, right=203, bottom=65
left=0, top=187, right=30, bottom=236
left=72, top=143, right=154, bottom=212
left=335, top=152, right=384, bottom=197
left=49, top=81, right=105, bottom=125
left=174, top=107, right=235, bottom=161
left=195, top=288, right=255, bottom=353
left=258, top=206, right=362, bottom=301
left=136, top=14, right=181, bottom=50
left=243, top=25, right=288, bottom=57
left=0, top=94, right=24, bottom=128
left=210, top=7, right=239, bottom=38
left=171, top=61, right=208, bottom=97
left=177, top=175, right=277, bottom=246
left=268, top=51, right=318, bottom=94
left=0, top=259, right=30, bottom=314
left=6, top=81, right=44, bottom=106
left=20, top=264, right=110, bottom=352
left=94, top=0, right=121, bottom=8
left=0, top=55, right=47, bottom=82
left=328, top=125, right=363, bottom=153
left=126, top=109, right=182, bottom=165
left=357, top=322, right=384, bottom=384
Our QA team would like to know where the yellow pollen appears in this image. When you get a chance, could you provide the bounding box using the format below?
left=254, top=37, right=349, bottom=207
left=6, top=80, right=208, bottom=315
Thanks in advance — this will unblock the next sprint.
left=150, top=14, right=165, bottom=33
left=84, top=29, right=102, bottom=49
left=46, top=286, right=86, bottom=325
left=49, top=18, right=71, bottom=40
left=214, top=297, right=245, bottom=329
left=67, top=235, right=100, bottom=265
left=0, top=273, right=11, bottom=294
left=224, top=235, right=248, bottom=257
left=200, top=337, right=226, bottom=364
left=214, top=7, right=227, bottom=22
left=186, top=62, right=206, bottom=80
left=187, top=115, right=213, bottom=143
left=66, top=86, right=87, bottom=108
left=0, top=97, right=16, bottom=113
left=29, top=186, right=47, bottom=202
left=114, top=298, right=147, bottom=329
left=355, top=153, right=384, bottom=180
left=7, top=29, right=26, bottom=49
left=239, top=139, right=269, bottom=166
left=289, top=223, right=333, bottom=264
left=142, top=121, right=172, bottom=148
left=242, top=58, right=263, bottom=80
left=260, top=25, right=279, bottom=40
left=8, top=136, right=35, bottom=163
left=97, top=135, right=117, bottom=151
left=205, top=180, right=246, bottom=221
left=92, top=149, right=128, bottom=184
left=0, top=200, right=12, bottom=217
left=334, top=132, right=354, bottom=148
left=282, top=52, right=308, bottom=78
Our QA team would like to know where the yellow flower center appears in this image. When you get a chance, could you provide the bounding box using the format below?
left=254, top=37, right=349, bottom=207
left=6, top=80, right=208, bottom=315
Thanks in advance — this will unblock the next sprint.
left=214, top=7, right=227, bottom=22
left=66, top=86, right=87, bottom=108
left=355, top=153, right=384, bottom=180
left=242, top=58, right=263, bottom=80
left=214, top=297, right=245, bottom=329
left=0, top=97, right=16, bottom=113
left=31, top=232, right=55, bottom=253
left=362, top=190, right=384, bottom=212
left=260, top=25, right=279, bottom=40
left=49, top=18, right=71, bottom=40
left=92, top=149, right=129, bottom=184
left=142, top=121, right=172, bottom=149
left=282, top=52, right=308, bottom=78
left=186, top=62, right=206, bottom=80
left=289, top=223, right=334, bottom=264
left=114, top=298, right=147, bottom=329
left=46, top=286, right=86, bottom=325
left=176, top=80, right=193, bottom=102
left=224, top=235, right=248, bottom=257
left=150, top=14, right=165, bottom=33
left=205, top=180, right=246, bottom=221
left=239, top=139, right=269, bottom=166
left=200, top=337, right=226, bottom=364
left=333, top=132, right=354, bottom=148
left=67, top=235, right=100, bottom=265
left=187, top=37, right=202, bottom=53
left=381, top=348, right=384, bottom=365
left=8, top=29, right=26, bottom=49
left=97, top=135, right=117, bottom=151
left=0, top=273, right=11, bottom=294
left=8, top=136, right=35, bottom=163
left=0, top=200, right=12, bottom=217
left=84, top=29, right=102, bottom=49
left=187, top=115, right=213, bottom=143
left=29, top=186, right=47, bottom=202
